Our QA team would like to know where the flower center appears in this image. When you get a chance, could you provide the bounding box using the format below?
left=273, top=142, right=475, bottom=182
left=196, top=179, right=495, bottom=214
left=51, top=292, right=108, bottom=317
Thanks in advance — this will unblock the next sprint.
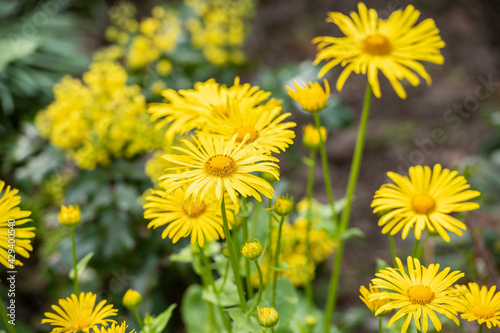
left=234, top=126, right=259, bottom=143
left=471, top=305, right=495, bottom=319
left=412, top=194, right=436, bottom=214
left=204, top=155, right=237, bottom=177
left=182, top=200, right=207, bottom=217
left=362, top=34, right=392, bottom=55
left=407, top=285, right=434, bottom=305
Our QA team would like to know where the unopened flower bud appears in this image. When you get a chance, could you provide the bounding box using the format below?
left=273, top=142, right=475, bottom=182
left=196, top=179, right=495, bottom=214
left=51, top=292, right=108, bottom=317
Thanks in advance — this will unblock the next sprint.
left=123, top=289, right=142, bottom=309
left=241, top=240, right=262, bottom=260
left=305, top=314, right=317, bottom=327
left=222, top=246, right=230, bottom=259
left=273, top=195, right=294, bottom=217
left=58, top=205, right=81, bottom=228
left=257, top=307, right=279, bottom=328
left=303, top=124, right=327, bottom=151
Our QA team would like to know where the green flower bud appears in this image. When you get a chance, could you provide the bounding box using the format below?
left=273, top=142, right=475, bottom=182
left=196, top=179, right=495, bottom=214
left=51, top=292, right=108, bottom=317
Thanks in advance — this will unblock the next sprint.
left=258, top=307, right=279, bottom=328
left=241, top=240, right=262, bottom=260
left=273, top=195, right=294, bottom=217
left=123, top=289, right=142, bottom=309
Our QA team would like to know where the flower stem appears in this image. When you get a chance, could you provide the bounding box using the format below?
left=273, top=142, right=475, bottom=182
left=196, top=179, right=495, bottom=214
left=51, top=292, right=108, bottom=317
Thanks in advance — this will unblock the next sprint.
left=305, top=149, right=317, bottom=313
left=247, top=260, right=264, bottom=317
left=70, top=227, right=79, bottom=295
left=272, top=216, right=286, bottom=308
left=323, top=83, right=372, bottom=333
left=221, top=196, right=248, bottom=311
left=378, top=316, right=383, bottom=333
left=133, top=308, right=144, bottom=330
left=216, top=259, right=230, bottom=293
left=265, top=199, right=273, bottom=300
left=199, top=245, right=232, bottom=332
left=478, top=323, right=483, bottom=333
left=0, top=294, right=16, bottom=333
left=313, top=112, right=339, bottom=226
left=389, top=234, right=397, bottom=267
left=242, top=198, right=254, bottom=299
left=412, top=238, right=420, bottom=259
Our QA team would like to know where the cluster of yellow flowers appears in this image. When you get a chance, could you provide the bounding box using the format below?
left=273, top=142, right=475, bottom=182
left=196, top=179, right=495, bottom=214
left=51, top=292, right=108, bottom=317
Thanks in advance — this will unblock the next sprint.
left=36, top=61, right=162, bottom=170
left=185, top=0, right=254, bottom=65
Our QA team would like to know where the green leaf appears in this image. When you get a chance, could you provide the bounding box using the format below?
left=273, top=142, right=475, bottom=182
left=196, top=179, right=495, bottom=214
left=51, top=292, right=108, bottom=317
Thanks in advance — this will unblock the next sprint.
left=202, top=279, right=239, bottom=307
left=236, top=201, right=254, bottom=218
left=0, top=38, right=38, bottom=70
left=181, top=285, right=210, bottom=333
left=272, top=261, right=290, bottom=271
left=338, top=227, right=364, bottom=240
left=149, top=304, right=177, bottom=333
left=69, top=252, right=94, bottom=280
left=227, top=307, right=261, bottom=333
left=273, top=277, right=299, bottom=329
left=376, top=258, right=390, bottom=272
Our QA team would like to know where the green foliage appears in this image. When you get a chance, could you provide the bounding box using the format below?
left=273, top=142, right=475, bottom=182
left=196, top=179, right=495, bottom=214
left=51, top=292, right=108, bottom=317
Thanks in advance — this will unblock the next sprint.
left=143, top=304, right=177, bottom=333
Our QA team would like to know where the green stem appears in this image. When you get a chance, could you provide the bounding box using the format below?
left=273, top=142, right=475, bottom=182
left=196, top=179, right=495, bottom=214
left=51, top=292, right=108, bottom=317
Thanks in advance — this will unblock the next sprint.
left=272, top=216, right=285, bottom=308
left=389, top=234, right=397, bottom=267
left=313, top=113, right=339, bottom=226
left=200, top=246, right=232, bottom=332
left=197, top=249, right=217, bottom=331
left=265, top=199, right=273, bottom=300
left=221, top=196, right=248, bottom=311
left=0, top=294, right=16, bottom=333
left=247, top=260, right=264, bottom=317
left=71, top=227, right=79, bottom=295
left=133, top=308, right=144, bottom=330
left=323, top=83, right=372, bottom=333
left=216, top=259, right=230, bottom=293
left=305, top=149, right=317, bottom=313
left=478, top=323, right=483, bottom=333
left=378, top=316, right=383, bottom=333
left=242, top=199, right=254, bottom=299
left=412, top=238, right=420, bottom=259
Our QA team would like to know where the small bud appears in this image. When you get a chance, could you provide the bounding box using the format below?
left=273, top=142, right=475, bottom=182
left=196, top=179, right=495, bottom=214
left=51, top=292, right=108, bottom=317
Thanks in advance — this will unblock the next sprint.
left=241, top=240, right=262, bottom=260
left=58, top=205, right=81, bottom=228
left=222, top=246, right=230, bottom=259
left=123, top=289, right=142, bottom=309
left=305, top=314, right=317, bottom=327
left=303, top=124, right=327, bottom=151
left=273, top=195, right=294, bottom=217
left=257, top=307, right=279, bottom=328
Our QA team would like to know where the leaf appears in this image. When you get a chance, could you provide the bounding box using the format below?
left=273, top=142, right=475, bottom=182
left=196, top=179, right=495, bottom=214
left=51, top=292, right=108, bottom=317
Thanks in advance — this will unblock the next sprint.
left=227, top=307, right=261, bottom=333
left=376, top=258, right=390, bottom=273
left=149, top=304, right=177, bottom=333
left=272, top=261, right=290, bottom=271
left=181, top=285, right=210, bottom=333
left=236, top=201, right=254, bottom=218
left=0, top=38, right=38, bottom=70
left=69, top=252, right=94, bottom=280
left=273, top=278, right=299, bottom=329
left=338, top=227, right=364, bottom=240
left=202, top=279, right=239, bottom=307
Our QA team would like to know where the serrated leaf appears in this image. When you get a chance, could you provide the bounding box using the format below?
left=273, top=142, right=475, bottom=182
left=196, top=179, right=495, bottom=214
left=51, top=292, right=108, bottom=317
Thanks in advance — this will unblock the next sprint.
left=69, top=252, right=94, bottom=280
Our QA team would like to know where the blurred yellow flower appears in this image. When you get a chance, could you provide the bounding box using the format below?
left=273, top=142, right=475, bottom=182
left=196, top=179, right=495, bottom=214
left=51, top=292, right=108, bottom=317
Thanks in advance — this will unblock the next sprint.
left=93, top=322, right=135, bottom=333
left=58, top=205, right=81, bottom=228
left=458, top=283, right=500, bottom=329
left=313, top=3, right=445, bottom=99
left=122, top=289, right=142, bottom=310
left=286, top=79, right=330, bottom=113
left=302, top=124, right=327, bottom=151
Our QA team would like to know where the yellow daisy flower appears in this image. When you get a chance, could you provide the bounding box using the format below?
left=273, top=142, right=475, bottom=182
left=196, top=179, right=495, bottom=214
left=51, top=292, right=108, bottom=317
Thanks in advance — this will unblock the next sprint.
left=371, top=164, right=480, bottom=242
left=160, top=134, right=279, bottom=206
left=143, top=185, right=237, bottom=247
left=93, top=322, right=136, bottom=333
left=200, top=98, right=296, bottom=154
left=458, top=283, right=500, bottom=329
left=148, top=77, right=276, bottom=141
left=313, top=3, right=445, bottom=99
left=370, top=256, right=464, bottom=333
left=0, top=180, right=35, bottom=268
left=41, top=292, right=118, bottom=333
left=359, top=283, right=391, bottom=316
left=285, top=79, right=330, bottom=113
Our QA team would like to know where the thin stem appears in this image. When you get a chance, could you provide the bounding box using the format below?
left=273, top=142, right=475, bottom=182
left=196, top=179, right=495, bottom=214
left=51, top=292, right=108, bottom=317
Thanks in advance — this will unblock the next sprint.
left=197, top=249, right=217, bottom=331
left=71, top=227, right=79, bottom=295
left=412, top=238, right=420, bottom=259
left=305, top=149, right=317, bottom=313
left=389, top=234, right=397, bottom=267
left=242, top=198, right=254, bottom=299
left=247, top=260, right=264, bottom=317
left=272, top=216, right=286, bottom=308
left=216, top=259, right=230, bottom=293
left=378, top=316, right=383, bottom=333
left=478, top=323, right=483, bottom=333
left=200, top=246, right=232, bottom=332
left=221, top=196, right=248, bottom=311
left=133, top=308, right=144, bottom=330
left=313, top=112, right=339, bottom=226
left=323, top=83, right=373, bottom=333
left=265, top=199, right=273, bottom=300
left=0, top=294, right=16, bottom=333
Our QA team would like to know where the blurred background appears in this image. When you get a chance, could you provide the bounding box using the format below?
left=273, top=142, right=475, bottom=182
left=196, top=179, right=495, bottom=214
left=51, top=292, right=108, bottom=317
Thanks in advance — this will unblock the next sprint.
left=1, top=0, right=499, bottom=332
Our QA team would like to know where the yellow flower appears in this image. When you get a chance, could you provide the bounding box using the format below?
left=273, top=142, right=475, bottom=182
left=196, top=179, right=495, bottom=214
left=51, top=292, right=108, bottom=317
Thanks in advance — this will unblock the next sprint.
left=285, top=80, right=330, bottom=113
left=156, top=59, right=173, bottom=76
left=159, top=134, right=279, bottom=206
left=371, top=164, right=480, bottom=242
left=294, top=218, right=336, bottom=263
left=272, top=195, right=294, bottom=217
left=280, top=252, right=315, bottom=287
left=302, top=124, right=327, bottom=151
left=370, top=257, right=464, bottom=333
left=122, top=289, right=142, bottom=310
left=92, top=322, right=135, bottom=333
left=41, top=292, right=118, bottom=333
left=241, top=240, right=262, bottom=260
left=458, top=283, right=500, bottom=329
left=257, top=307, right=279, bottom=328
left=359, top=284, right=391, bottom=316
left=0, top=180, right=35, bottom=268
left=199, top=96, right=296, bottom=154
left=58, top=205, right=81, bottom=228
left=313, top=3, right=445, bottom=99
left=143, top=185, right=237, bottom=247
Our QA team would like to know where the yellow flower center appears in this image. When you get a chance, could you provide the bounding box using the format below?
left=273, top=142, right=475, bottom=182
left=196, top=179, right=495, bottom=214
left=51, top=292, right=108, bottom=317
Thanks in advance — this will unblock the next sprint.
left=182, top=200, right=207, bottom=217
left=362, top=34, right=392, bottom=55
left=407, top=285, right=434, bottom=305
left=204, top=155, right=237, bottom=177
left=471, top=305, right=495, bottom=319
left=234, top=126, right=259, bottom=143
left=412, top=194, right=436, bottom=214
